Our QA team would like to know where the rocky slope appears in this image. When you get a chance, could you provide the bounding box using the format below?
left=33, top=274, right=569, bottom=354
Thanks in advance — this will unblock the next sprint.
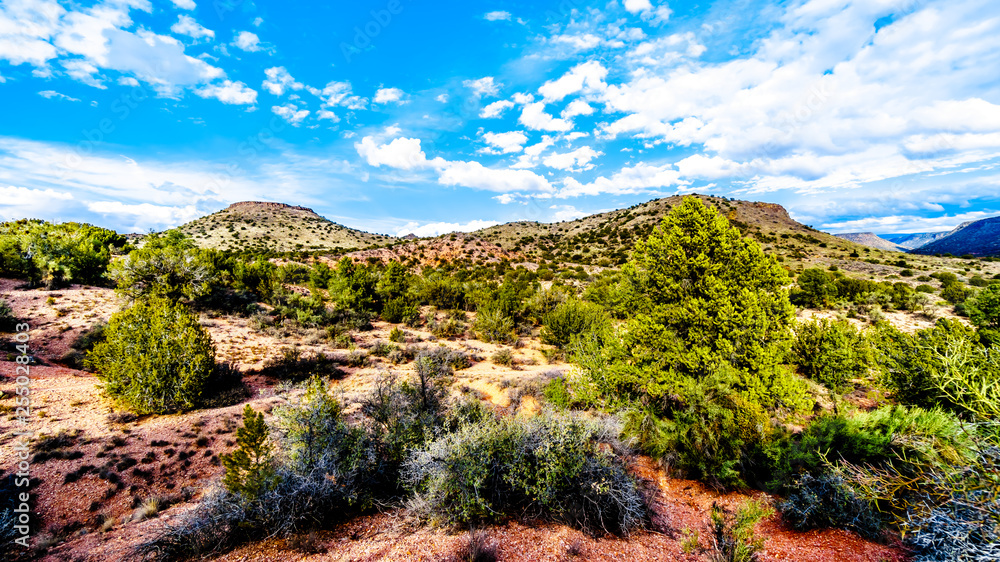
left=834, top=232, right=906, bottom=252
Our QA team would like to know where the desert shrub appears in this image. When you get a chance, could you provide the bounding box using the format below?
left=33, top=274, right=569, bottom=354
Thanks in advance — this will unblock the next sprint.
left=791, top=319, right=869, bottom=393
left=491, top=348, right=514, bottom=367
left=429, top=315, right=465, bottom=338
left=272, top=377, right=377, bottom=484
left=915, top=284, right=936, bottom=293
left=0, top=219, right=126, bottom=287
left=389, top=326, right=405, bottom=342
left=966, top=283, right=1000, bottom=345
left=221, top=405, right=275, bottom=501
left=382, top=296, right=419, bottom=324
left=779, top=473, right=883, bottom=539
left=544, top=377, right=574, bottom=409
left=474, top=307, right=515, bottom=344
left=259, top=348, right=345, bottom=381
left=623, top=366, right=774, bottom=489
left=87, top=298, right=215, bottom=414
left=525, top=286, right=569, bottom=324
left=110, top=235, right=216, bottom=302
left=792, top=268, right=838, bottom=308
left=540, top=298, right=610, bottom=349
left=836, top=424, right=1000, bottom=562
left=708, top=499, right=773, bottom=562
left=365, top=341, right=391, bottom=358
left=403, top=412, right=646, bottom=535
left=942, top=282, right=971, bottom=304
left=419, top=274, right=466, bottom=310
left=0, top=299, right=16, bottom=332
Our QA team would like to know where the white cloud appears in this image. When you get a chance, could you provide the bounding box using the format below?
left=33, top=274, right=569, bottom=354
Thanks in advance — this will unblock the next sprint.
left=435, top=93, right=449, bottom=103
left=316, top=109, right=339, bottom=122
left=315, top=80, right=367, bottom=109
left=356, top=133, right=553, bottom=194
left=195, top=80, right=257, bottom=105
left=484, top=11, right=511, bottom=21
left=623, top=0, right=671, bottom=24
left=38, top=89, right=80, bottom=102
left=374, top=87, right=406, bottom=104
left=542, top=146, right=602, bottom=171
left=551, top=33, right=604, bottom=52
left=252, top=17, right=263, bottom=27
left=560, top=100, right=594, bottom=119
left=559, top=162, right=685, bottom=197
left=117, top=76, right=138, bottom=86
left=623, top=0, right=652, bottom=13
left=262, top=66, right=303, bottom=96
left=482, top=131, right=528, bottom=153
left=271, top=103, right=309, bottom=125
left=549, top=204, right=587, bottom=222
left=463, top=76, right=500, bottom=97
left=356, top=136, right=435, bottom=170
left=538, top=61, right=608, bottom=102
left=170, top=0, right=197, bottom=10
left=232, top=31, right=261, bottom=52
left=395, top=219, right=500, bottom=237
left=481, top=99, right=514, bottom=118
left=519, top=102, right=573, bottom=132
left=171, top=15, right=214, bottom=40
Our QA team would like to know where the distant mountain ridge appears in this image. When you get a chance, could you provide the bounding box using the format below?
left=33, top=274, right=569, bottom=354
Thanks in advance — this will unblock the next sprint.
left=913, top=216, right=1000, bottom=256
left=834, top=232, right=906, bottom=252
left=879, top=231, right=951, bottom=250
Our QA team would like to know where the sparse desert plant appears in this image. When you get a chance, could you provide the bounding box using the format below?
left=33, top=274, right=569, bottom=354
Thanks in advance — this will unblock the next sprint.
left=491, top=348, right=514, bottom=366
left=709, top=498, right=773, bottom=562
left=455, top=528, right=498, bottom=562
left=389, top=326, right=405, bottom=342
left=87, top=298, right=215, bottom=414
left=0, top=299, right=17, bottom=332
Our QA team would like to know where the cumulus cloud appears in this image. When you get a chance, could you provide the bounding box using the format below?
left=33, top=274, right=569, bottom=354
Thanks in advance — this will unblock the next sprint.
left=271, top=103, right=309, bottom=125
left=170, top=0, right=197, bottom=10
left=559, top=162, right=685, bottom=197
left=374, top=87, right=406, bottom=104
left=519, top=102, right=573, bottom=132
left=482, top=131, right=529, bottom=153
left=463, top=76, right=500, bottom=97
left=195, top=80, right=257, bottom=105
left=481, top=100, right=514, bottom=118
left=314, top=80, right=367, bottom=109
left=395, top=219, right=500, bottom=237
left=171, top=15, right=214, bottom=40
left=355, top=132, right=553, bottom=194
left=232, top=31, right=262, bottom=52
left=538, top=61, right=607, bottom=102
left=262, top=66, right=303, bottom=96
left=542, top=146, right=602, bottom=171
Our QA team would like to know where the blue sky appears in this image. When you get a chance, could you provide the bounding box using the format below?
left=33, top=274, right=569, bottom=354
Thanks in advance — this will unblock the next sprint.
left=2, top=0, right=1000, bottom=236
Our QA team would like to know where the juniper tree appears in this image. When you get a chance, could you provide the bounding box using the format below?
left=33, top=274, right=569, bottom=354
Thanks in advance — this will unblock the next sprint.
left=221, top=405, right=275, bottom=500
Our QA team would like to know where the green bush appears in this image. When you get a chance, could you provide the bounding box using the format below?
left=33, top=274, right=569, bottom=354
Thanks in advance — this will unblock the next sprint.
left=382, top=296, right=419, bottom=324
left=791, top=319, right=869, bottom=392
left=389, top=326, right=405, bottom=343
left=779, top=473, right=883, bottom=539
left=540, top=298, right=610, bottom=349
left=709, top=498, right=773, bottom=562
left=110, top=239, right=216, bottom=302
left=491, top=348, right=514, bottom=366
left=474, top=307, right=515, bottom=344
left=87, top=298, right=216, bottom=414
left=793, top=268, right=838, bottom=308
left=403, top=412, right=646, bottom=535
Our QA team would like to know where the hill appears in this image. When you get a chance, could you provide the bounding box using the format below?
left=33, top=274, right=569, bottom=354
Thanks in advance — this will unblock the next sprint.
left=175, top=201, right=395, bottom=253
left=913, top=216, right=1000, bottom=256
left=834, top=232, right=906, bottom=252
left=880, top=231, right=950, bottom=250
left=471, top=194, right=861, bottom=266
